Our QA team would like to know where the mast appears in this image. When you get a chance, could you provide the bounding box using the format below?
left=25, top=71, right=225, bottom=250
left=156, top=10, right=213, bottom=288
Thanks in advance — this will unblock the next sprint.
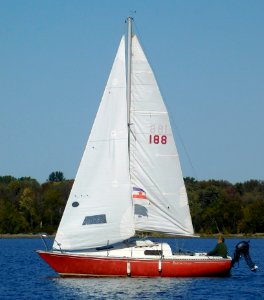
left=127, top=17, right=132, bottom=161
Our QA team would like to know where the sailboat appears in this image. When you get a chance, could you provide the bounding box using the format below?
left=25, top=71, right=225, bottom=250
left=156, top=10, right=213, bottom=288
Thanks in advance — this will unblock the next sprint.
left=37, top=18, right=232, bottom=277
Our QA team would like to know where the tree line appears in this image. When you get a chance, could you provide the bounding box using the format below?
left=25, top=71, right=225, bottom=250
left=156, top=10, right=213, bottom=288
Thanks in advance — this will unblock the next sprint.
left=0, top=173, right=263, bottom=235
left=186, top=177, right=264, bottom=234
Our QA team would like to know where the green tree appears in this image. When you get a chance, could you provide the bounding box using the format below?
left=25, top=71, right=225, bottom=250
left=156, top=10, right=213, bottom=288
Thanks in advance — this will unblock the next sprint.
left=0, top=198, right=29, bottom=233
left=48, top=171, right=65, bottom=182
left=40, top=180, right=72, bottom=233
left=19, top=187, right=40, bottom=230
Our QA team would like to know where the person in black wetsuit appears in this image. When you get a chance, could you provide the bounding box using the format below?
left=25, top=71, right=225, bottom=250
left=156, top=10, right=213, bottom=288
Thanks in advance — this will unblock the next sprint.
left=207, top=236, right=228, bottom=258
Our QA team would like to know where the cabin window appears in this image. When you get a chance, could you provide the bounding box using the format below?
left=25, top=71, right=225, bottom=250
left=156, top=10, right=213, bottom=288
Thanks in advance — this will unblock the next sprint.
left=134, top=204, right=148, bottom=216
left=82, top=214, right=107, bottom=225
left=144, top=250, right=163, bottom=256
left=72, top=201, right=79, bottom=207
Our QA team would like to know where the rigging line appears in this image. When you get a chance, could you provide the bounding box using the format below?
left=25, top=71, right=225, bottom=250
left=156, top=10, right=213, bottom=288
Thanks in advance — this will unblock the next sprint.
left=210, top=217, right=221, bottom=234
left=168, top=109, right=199, bottom=180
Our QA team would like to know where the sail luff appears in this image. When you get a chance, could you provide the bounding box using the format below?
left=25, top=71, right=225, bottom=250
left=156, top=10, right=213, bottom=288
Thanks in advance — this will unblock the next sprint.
left=127, top=17, right=133, bottom=165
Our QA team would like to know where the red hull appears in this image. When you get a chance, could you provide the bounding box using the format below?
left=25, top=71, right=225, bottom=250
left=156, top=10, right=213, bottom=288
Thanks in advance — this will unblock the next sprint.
left=37, top=251, right=232, bottom=277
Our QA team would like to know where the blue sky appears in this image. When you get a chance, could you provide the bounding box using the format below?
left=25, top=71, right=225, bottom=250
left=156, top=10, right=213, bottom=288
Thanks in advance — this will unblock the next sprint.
left=0, top=0, right=263, bottom=183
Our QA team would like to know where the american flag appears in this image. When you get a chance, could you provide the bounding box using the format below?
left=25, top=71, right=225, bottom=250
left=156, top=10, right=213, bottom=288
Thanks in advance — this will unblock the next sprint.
left=132, top=187, right=147, bottom=199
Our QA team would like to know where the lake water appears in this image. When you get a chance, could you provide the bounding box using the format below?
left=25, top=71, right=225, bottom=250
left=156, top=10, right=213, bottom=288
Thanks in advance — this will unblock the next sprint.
left=0, top=237, right=263, bottom=299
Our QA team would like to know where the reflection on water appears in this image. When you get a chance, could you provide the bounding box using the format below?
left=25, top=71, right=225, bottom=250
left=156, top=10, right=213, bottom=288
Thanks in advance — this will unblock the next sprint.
left=53, top=272, right=263, bottom=300
left=54, top=277, right=193, bottom=299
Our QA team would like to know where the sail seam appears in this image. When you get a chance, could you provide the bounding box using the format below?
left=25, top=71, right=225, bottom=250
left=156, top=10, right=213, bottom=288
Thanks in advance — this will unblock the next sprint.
left=89, top=138, right=127, bottom=142
left=130, top=110, right=168, bottom=114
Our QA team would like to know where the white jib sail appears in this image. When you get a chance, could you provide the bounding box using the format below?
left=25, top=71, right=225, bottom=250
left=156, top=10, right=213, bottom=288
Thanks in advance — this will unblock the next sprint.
left=54, top=37, right=135, bottom=251
left=130, top=35, right=194, bottom=236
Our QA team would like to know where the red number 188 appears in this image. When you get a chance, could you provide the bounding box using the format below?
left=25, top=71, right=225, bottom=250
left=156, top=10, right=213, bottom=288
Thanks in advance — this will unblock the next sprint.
left=149, top=135, right=167, bottom=144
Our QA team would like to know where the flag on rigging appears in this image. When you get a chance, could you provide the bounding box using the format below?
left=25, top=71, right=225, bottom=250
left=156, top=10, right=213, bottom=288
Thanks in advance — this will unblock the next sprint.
left=132, top=187, right=147, bottom=199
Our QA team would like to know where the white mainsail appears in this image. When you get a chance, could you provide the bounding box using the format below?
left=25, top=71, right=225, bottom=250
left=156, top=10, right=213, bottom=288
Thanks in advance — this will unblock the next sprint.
left=53, top=37, right=135, bottom=251
left=130, top=35, right=194, bottom=236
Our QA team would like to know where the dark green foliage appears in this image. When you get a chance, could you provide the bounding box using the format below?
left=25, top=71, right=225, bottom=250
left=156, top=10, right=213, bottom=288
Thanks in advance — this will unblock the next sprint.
left=0, top=175, right=73, bottom=234
left=185, top=178, right=264, bottom=234
left=48, top=171, right=65, bottom=182
left=0, top=174, right=263, bottom=234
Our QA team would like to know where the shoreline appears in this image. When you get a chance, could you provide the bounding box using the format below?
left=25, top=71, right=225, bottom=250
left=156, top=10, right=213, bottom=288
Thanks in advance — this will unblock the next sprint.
left=1, top=233, right=264, bottom=239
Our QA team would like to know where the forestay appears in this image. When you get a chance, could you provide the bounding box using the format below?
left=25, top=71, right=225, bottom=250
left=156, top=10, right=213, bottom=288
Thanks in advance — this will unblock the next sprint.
left=129, top=35, right=194, bottom=236
left=53, top=37, right=135, bottom=251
